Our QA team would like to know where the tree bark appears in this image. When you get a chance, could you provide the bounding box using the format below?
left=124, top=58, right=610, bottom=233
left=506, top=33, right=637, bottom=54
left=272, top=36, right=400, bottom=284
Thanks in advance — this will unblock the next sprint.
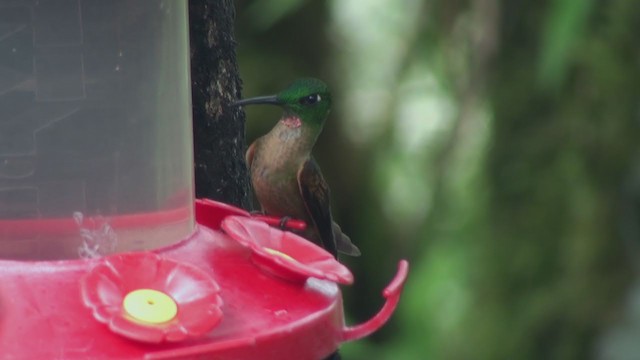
left=189, top=0, right=250, bottom=209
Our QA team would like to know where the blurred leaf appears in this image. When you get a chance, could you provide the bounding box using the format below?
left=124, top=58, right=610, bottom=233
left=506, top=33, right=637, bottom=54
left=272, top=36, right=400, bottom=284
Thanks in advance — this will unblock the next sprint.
left=246, top=0, right=308, bottom=30
left=537, top=0, right=594, bottom=90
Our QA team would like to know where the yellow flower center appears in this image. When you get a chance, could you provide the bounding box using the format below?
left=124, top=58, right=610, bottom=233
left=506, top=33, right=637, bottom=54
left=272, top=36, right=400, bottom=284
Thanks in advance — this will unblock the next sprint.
left=264, top=247, right=297, bottom=263
left=123, top=289, right=178, bottom=324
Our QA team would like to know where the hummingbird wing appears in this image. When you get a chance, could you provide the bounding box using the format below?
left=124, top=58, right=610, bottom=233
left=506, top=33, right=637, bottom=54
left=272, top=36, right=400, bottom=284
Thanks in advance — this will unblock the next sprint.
left=297, top=158, right=338, bottom=257
left=297, top=158, right=360, bottom=258
left=332, top=221, right=361, bottom=256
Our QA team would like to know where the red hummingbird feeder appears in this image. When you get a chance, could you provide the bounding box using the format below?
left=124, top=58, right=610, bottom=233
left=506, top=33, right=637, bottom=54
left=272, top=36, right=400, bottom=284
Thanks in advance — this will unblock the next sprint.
left=0, top=1, right=408, bottom=359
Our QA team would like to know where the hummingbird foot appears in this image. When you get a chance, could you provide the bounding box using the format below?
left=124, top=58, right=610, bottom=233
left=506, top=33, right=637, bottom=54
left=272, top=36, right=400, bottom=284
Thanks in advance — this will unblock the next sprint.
left=249, top=213, right=307, bottom=231
left=249, top=210, right=265, bottom=216
left=278, top=216, right=292, bottom=230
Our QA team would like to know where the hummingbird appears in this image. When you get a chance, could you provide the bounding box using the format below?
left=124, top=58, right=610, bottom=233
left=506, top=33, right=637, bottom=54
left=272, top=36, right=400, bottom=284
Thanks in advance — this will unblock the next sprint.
left=234, top=78, right=360, bottom=258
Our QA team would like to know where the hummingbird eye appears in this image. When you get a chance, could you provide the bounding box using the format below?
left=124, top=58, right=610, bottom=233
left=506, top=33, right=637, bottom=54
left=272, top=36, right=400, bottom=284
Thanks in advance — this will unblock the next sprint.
left=299, top=94, right=321, bottom=106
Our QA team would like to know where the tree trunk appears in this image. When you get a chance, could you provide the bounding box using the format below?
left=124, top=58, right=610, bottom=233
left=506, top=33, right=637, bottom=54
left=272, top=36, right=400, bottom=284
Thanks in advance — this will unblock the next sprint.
left=189, top=0, right=250, bottom=209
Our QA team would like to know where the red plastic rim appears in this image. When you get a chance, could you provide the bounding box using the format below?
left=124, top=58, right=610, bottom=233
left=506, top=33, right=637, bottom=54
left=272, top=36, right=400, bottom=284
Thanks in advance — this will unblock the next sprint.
left=195, top=198, right=306, bottom=231
left=341, top=260, right=409, bottom=341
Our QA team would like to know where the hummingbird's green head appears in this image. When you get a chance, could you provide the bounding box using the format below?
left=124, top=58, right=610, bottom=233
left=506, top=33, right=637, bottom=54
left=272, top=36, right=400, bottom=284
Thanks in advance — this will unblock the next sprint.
left=234, top=78, right=332, bottom=128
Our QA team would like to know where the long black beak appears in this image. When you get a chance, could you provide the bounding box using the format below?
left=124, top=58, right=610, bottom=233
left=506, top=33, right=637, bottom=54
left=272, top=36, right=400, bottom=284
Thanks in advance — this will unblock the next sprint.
left=232, top=95, right=281, bottom=107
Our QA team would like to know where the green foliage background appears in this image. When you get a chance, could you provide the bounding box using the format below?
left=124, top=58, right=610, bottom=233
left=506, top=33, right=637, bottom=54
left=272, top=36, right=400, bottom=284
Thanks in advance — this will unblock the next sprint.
left=234, top=0, right=640, bottom=358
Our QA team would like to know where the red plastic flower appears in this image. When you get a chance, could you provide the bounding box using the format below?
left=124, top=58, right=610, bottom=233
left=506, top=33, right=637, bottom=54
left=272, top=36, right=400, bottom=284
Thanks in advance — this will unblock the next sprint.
left=80, top=252, right=223, bottom=343
left=221, top=216, right=353, bottom=285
